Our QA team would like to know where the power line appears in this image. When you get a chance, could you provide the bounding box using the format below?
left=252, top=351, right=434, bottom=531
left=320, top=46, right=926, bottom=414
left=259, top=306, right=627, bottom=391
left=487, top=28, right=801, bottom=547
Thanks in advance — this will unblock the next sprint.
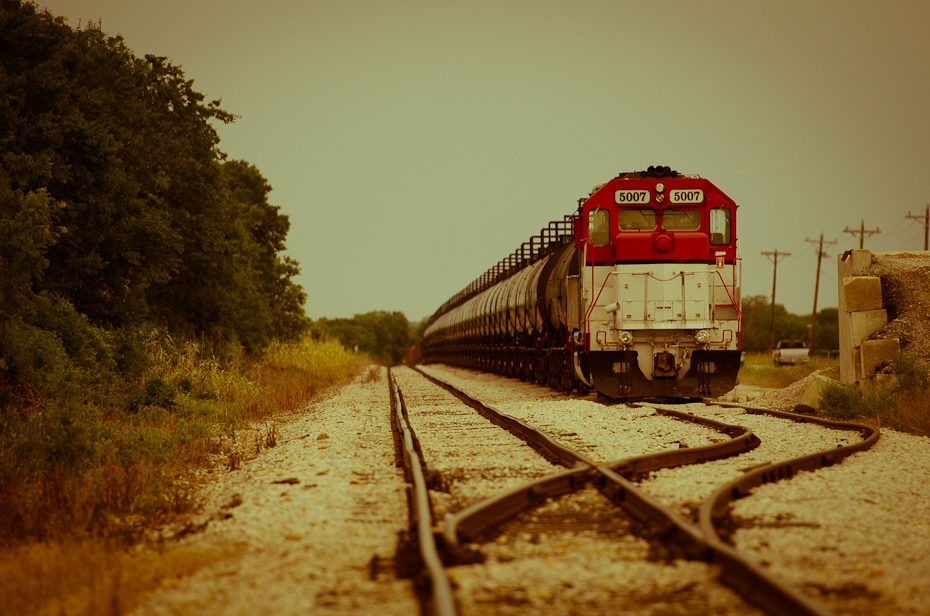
left=805, top=233, right=837, bottom=353
left=905, top=204, right=930, bottom=250
left=843, top=220, right=880, bottom=249
left=880, top=216, right=909, bottom=239
left=761, top=249, right=790, bottom=353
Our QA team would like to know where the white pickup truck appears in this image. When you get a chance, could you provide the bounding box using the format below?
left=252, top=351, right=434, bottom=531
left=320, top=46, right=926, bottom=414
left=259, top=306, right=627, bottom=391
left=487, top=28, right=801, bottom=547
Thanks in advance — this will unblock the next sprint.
left=773, top=339, right=810, bottom=365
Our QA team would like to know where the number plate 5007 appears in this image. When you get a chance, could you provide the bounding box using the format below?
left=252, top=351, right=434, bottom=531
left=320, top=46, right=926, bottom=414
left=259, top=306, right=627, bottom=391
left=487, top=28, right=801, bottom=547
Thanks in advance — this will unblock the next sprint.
left=615, top=190, right=650, bottom=204
left=669, top=189, right=704, bottom=203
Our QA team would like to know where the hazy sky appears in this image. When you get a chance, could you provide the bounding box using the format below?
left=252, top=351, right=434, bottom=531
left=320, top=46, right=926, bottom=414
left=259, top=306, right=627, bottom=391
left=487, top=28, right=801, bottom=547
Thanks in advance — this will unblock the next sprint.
left=38, top=0, right=930, bottom=321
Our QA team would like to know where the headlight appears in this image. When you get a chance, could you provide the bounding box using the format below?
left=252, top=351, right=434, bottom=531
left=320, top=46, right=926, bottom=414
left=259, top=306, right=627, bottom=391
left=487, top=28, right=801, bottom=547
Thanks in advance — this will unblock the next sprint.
left=695, top=330, right=710, bottom=344
left=619, top=331, right=634, bottom=345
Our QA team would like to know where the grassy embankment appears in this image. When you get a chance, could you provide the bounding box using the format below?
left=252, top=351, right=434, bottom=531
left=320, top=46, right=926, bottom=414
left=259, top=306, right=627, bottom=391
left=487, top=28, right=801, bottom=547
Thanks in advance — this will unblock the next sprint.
left=0, top=332, right=359, bottom=615
left=737, top=352, right=837, bottom=389
left=738, top=351, right=930, bottom=436
left=818, top=352, right=930, bottom=436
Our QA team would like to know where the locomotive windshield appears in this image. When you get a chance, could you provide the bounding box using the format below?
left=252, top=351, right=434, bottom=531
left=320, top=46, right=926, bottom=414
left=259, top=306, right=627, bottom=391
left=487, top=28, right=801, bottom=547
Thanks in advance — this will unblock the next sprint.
left=661, top=209, right=700, bottom=231
left=588, top=208, right=610, bottom=246
left=709, top=207, right=732, bottom=245
left=618, top=208, right=656, bottom=231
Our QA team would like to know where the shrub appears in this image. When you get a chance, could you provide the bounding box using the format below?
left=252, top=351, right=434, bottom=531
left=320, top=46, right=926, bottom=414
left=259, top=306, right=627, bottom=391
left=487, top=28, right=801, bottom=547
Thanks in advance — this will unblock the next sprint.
left=820, top=352, right=930, bottom=436
left=128, top=377, right=178, bottom=411
left=0, top=328, right=359, bottom=546
left=819, top=381, right=894, bottom=421
left=819, top=381, right=868, bottom=421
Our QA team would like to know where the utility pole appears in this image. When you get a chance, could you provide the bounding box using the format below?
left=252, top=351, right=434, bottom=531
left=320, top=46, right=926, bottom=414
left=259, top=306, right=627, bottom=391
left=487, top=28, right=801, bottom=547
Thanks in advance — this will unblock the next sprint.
left=843, top=220, right=880, bottom=249
left=906, top=204, right=930, bottom=251
left=761, top=249, right=790, bottom=353
left=805, top=233, right=837, bottom=355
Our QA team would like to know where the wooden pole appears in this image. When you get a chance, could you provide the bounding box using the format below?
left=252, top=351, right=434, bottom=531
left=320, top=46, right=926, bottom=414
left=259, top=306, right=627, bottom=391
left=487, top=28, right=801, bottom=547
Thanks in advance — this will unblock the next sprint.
left=761, top=249, right=789, bottom=353
left=805, top=234, right=836, bottom=355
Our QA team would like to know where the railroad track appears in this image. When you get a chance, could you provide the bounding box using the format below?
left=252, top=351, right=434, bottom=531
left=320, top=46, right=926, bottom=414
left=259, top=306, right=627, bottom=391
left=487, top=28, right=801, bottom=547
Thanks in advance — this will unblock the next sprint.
left=389, top=365, right=878, bottom=615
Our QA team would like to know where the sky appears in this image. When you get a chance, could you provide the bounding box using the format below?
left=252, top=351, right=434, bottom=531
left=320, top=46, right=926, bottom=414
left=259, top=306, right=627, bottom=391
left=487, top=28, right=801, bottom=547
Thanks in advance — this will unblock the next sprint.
left=38, top=0, right=930, bottom=322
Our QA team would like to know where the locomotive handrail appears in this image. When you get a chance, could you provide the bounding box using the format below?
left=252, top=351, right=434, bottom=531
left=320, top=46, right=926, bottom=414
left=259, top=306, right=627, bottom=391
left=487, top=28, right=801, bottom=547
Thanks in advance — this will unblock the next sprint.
left=427, top=215, right=578, bottom=325
left=713, top=268, right=743, bottom=344
left=582, top=264, right=617, bottom=324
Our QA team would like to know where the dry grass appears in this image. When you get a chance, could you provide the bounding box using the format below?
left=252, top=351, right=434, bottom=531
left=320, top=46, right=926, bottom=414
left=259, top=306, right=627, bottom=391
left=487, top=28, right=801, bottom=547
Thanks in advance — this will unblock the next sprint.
left=243, top=337, right=357, bottom=420
left=738, top=352, right=838, bottom=389
left=1, top=331, right=359, bottom=612
left=819, top=353, right=930, bottom=436
left=0, top=539, right=239, bottom=615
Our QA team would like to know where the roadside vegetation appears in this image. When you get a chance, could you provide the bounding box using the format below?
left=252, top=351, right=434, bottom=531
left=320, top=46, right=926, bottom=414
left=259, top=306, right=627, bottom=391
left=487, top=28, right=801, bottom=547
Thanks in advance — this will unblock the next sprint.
left=738, top=352, right=838, bottom=389
left=0, top=3, right=377, bottom=612
left=311, top=310, right=412, bottom=365
left=819, top=352, right=930, bottom=436
left=0, top=328, right=358, bottom=613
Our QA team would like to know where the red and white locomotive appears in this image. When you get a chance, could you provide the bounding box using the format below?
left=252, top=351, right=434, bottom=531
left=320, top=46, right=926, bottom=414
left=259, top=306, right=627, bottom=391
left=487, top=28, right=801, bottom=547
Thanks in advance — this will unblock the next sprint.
left=418, top=166, right=742, bottom=399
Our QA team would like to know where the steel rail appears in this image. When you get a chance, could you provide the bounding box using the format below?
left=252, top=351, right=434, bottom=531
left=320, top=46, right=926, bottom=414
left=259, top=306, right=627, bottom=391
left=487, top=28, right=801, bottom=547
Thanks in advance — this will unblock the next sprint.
left=423, top=371, right=760, bottom=565
left=415, top=367, right=597, bottom=468
left=440, top=406, right=760, bottom=558
left=441, top=466, right=595, bottom=554
left=388, top=370, right=456, bottom=616
left=614, top=404, right=761, bottom=478
left=596, top=460, right=833, bottom=616
left=700, top=401, right=881, bottom=533
left=696, top=402, right=881, bottom=616
left=415, top=369, right=850, bottom=615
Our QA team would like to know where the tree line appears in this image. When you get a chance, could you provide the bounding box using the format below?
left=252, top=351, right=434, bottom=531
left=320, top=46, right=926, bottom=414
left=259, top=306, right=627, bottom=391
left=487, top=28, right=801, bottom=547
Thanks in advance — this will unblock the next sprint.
left=740, top=295, right=839, bottom=353
left=311, top=311, right=412, bottom=366
left=1, top=0, right=308, bottom=398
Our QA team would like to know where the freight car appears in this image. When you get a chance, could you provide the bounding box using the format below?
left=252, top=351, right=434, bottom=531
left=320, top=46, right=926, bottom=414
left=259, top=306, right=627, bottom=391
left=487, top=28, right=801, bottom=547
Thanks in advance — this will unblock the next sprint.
left=417, top=166, right=742, bottom=400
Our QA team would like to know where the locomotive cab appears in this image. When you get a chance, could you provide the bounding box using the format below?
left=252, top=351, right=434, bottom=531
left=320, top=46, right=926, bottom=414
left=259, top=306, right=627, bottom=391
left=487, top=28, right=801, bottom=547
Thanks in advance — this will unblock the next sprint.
left=576, top=166, right=742, bottom=398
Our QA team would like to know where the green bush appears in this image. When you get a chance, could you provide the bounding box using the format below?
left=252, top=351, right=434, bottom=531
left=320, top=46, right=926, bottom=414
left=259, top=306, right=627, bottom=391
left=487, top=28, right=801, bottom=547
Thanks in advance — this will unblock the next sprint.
left=819, top=381, right=893, bottom=420
left=128, top=377, right=178, bottom=411
left=819, top=352, right=929, bottom=435
left=2, top=317, right=74, bottom=396
left=892, top=352, right=930, bottom=392
left=311, top=311, right=411, bottom=365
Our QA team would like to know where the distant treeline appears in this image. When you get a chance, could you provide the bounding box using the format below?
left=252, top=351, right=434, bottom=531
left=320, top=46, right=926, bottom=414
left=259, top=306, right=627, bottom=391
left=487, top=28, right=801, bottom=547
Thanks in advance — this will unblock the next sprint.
left=311, top=311, right=411, bottom=366
left=741, top=295, right=838, bottom=353
left=0, top=0, right=308, bottom=398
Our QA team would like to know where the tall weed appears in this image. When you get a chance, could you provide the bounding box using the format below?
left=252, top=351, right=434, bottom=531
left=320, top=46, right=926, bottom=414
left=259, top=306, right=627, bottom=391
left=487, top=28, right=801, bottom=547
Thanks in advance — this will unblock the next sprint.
left=820, top=352, right=930, bottom=436
left=0, top=329, right=357, bottom=546
left=738, top=352, right=838, bottom=389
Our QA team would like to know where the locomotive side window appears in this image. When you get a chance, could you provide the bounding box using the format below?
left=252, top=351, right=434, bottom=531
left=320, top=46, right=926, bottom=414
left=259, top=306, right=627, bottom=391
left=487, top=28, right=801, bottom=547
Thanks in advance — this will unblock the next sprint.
left=661, top=209, right=700, bottom=231
left=618, top=208, right=656, bottom=232
left=709, top=207, right=731, bottom=245
left=588, top=208, right=610, bottom=246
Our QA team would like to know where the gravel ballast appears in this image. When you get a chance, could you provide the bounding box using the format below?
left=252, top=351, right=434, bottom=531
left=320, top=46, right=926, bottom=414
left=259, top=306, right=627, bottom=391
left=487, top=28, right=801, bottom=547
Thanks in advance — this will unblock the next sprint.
left=133, top=363, right=930, bottom=615
left=133, top=367, right=417, bottom=615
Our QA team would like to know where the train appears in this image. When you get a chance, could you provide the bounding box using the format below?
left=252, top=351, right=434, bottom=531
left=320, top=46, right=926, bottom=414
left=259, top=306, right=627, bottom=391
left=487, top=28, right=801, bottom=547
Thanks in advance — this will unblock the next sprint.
left=413, top=166, right=743, bottom=400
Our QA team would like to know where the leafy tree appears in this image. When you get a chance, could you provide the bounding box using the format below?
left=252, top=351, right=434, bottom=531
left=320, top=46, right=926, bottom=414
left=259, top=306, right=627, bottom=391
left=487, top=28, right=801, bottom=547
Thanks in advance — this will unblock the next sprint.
left=813, top=307, right=839, bottom=352
left=740, top=295, right=826, bottom=353
left=0, top=0, right=309, bottom=396
left=313, top=311, right=411, bottom=365
left=0, top=1, right=306, bottom=352
left=218, top=160, right=308, bottom=343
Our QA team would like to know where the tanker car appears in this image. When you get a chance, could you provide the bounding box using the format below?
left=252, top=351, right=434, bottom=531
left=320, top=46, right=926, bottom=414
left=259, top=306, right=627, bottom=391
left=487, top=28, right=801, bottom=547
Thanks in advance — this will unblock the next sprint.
left=417, top=166, right=742, bottom=400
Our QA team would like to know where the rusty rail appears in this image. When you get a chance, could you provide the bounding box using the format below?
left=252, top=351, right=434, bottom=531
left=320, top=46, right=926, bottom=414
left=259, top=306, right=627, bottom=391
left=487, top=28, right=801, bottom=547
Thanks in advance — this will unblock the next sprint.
left=404, top=369, right=877, bottom=615
left=415, top=367, right=596, bottom=468
left=388, top=370, right=456, bottom=616
left=697, top=402, right=881, bottom=616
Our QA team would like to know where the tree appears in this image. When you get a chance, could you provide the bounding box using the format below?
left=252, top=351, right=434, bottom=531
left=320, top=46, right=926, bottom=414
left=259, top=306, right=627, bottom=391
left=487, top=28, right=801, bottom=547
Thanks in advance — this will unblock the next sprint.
left=313, top=312, right=411, bottom=365
left=0, top=0, right=306, bottom=359
left=740, top=295, right=810, bottom=353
